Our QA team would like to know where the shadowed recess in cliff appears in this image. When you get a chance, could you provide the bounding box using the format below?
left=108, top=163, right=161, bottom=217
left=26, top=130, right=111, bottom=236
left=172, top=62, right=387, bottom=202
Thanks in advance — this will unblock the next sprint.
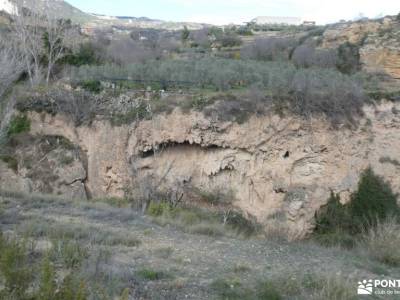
left=139, top=141, right=227, bottom=158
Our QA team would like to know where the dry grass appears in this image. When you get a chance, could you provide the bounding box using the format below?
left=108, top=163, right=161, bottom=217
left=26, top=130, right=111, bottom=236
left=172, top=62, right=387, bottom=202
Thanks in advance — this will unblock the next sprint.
left=309, top=276, right=354, bottom=300
left=358, top=217, right=400, bottom=267
left=148, top=202, right=258, bottom=238
left=1, top=191, right=397, bottom=299
left=211, top=272, right=355, bottom=300
left=263, top=211, right=290, bottom=241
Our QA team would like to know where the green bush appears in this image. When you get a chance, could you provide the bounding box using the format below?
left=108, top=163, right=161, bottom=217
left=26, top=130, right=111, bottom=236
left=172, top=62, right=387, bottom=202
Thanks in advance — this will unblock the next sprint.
left=63, top=43, right=101, bottom=66
left=147, top=201, right=174, bottom=217
left=314, top=192, right=352, bottom=234
left=137, top=268, right=166, bottom=280
left=336, top=42, right=360, bottom=74
left=0, top=155, right=18, bottom=172
left=0, top=234, right=32, bottom=299
left=349, top=167, right=399, bottom=229
left=7, top=115, right=31, bottom=137
left=314, top=168, right=399, bottom=246
left=80, top=80, right=102, bottom=93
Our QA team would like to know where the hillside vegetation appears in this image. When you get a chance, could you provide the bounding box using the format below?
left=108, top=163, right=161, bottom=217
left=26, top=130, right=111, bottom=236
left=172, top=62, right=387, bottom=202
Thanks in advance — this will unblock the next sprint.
left=0, top=189, right=399, bottom=299
left=1, top=6, right=399, bottom=128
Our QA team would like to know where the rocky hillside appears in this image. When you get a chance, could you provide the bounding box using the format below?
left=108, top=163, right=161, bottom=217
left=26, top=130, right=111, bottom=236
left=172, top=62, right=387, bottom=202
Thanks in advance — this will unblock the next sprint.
left=1, top=11, right=400, bottom=241
left=322, top=16, right=400, bottom=81
left=0, top=0, right=95, bottom=23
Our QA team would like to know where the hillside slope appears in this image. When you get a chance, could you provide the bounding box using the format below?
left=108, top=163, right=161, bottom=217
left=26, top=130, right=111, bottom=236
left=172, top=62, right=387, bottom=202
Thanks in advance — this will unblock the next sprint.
left=1, top=191, right=398, bottom=299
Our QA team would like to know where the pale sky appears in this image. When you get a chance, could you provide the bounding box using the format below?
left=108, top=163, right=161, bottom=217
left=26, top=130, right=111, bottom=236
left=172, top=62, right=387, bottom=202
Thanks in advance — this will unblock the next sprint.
left=67, top=0, right=400, bottom=25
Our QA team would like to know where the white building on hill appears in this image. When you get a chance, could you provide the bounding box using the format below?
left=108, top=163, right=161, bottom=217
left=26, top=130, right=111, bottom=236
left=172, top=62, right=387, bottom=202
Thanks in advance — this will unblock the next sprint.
left=252, top=16, right=302, bottom=26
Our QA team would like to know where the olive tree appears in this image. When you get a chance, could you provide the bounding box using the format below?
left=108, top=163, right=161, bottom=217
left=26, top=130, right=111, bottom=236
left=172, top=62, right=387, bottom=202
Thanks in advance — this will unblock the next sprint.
left=42, top=16, right=77, bottom=84
left=292, top=45, right=337, bottom=69
left=241, top=37, right=297, bottom=61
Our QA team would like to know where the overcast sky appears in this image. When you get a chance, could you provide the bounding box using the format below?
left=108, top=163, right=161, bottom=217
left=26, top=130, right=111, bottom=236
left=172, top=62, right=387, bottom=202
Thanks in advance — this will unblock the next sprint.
left=67, top=0, right=400, bottom=25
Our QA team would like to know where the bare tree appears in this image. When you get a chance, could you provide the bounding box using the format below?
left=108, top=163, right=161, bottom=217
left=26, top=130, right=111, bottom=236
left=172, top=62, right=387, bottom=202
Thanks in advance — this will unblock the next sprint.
left=0, top=41, right=25, bottom=100
left=11, top=0, right=44, bottom=85
left=222, top=208, right=232, bottom=226
left=11, top=0, right=78, bottom=85
left=42, top=8, right=78, bottom=84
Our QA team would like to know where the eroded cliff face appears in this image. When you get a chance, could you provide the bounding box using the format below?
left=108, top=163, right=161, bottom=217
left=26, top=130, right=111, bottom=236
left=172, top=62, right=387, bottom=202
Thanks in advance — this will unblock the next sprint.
left=8, top=100, right=398, bottom=239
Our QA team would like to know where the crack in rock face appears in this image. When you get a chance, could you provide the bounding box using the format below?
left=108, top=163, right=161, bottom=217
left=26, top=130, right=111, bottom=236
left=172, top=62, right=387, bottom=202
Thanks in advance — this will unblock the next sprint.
left=6, top=102, right=400, bottom=239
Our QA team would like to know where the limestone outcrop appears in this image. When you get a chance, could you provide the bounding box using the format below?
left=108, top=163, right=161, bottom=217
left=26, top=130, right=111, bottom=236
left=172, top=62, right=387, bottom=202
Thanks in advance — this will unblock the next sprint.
left=4, top=100, right=396, bottom=239
left=0, top=135, right=87, bottom=200
left=322, top=16, right=400, bottom=80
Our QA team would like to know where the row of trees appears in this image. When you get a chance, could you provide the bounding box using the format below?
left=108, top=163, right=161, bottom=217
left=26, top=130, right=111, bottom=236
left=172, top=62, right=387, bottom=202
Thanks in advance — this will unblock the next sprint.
left=241, top=37, right=360, bottom=74
left=93, top=25, right=244, bottom=66
left=71, top=57, right=365, bottom=110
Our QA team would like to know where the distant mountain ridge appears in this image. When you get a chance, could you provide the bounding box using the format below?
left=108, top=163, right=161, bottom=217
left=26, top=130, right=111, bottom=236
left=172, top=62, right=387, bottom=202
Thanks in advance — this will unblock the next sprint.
left=0, top=0, right=95, bottom=22
left=0, top=0, right=206, bottom=30
left=90, top=13, right=160, bottom=22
